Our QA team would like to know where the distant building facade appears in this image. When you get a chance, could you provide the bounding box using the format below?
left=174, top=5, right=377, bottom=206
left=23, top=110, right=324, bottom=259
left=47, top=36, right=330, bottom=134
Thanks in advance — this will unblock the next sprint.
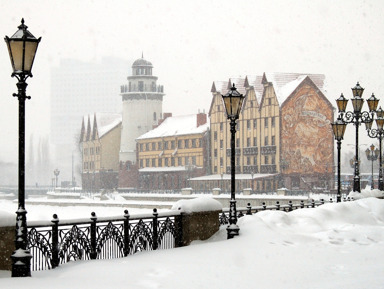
left=50, top=57, right=131, bottom=183
left=118, top=56, right=165, bottom=188
left=80, top=113, right=122, bottom=191
left=207, top=73, right=334, bottom=192
left=135, top=113, right=210, bottom=191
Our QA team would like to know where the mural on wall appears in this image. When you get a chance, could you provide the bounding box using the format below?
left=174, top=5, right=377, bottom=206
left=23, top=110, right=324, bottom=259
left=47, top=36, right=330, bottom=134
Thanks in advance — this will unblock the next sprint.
left=281, top=83, right=333, bottom=175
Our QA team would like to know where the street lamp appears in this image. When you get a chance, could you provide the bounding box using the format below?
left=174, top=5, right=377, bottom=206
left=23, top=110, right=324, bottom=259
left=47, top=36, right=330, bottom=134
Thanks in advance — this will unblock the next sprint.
left=222, top=83, right=245, bottom=239
left=4, top=18, right=41, bottom=277
left=54, top=168, right=60, bottom=188
left=365, top=144, right=379, bottom=189
left=331, top=116, right=347, bottom=202
left=366, top=106, right=384, bottom=190
left=336, top=83, right=379, bottom=192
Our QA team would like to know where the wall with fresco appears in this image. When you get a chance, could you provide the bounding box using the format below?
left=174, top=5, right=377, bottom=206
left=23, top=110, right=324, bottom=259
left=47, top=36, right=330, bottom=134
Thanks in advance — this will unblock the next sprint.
left=281, top=81, right=334, bottom=175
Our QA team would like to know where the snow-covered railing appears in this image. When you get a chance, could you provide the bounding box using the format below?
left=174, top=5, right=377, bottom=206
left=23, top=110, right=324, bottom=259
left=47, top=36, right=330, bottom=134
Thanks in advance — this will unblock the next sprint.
left=27, top=209, right=182, bottom=271
left=219, top=198, right=354, bottom=225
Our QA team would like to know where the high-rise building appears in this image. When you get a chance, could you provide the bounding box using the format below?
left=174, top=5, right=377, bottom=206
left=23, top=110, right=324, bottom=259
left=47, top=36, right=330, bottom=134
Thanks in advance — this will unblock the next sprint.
left=50, top=57, right=131, bottom=182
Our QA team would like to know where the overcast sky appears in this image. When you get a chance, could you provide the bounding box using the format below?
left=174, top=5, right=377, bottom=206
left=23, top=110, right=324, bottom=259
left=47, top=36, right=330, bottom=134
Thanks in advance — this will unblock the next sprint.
left=1, top=0, right=384, bottom=163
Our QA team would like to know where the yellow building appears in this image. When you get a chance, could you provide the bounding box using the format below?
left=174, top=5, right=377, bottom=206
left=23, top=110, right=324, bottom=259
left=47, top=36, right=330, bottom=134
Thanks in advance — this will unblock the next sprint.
left=80, top=113, right=122, bottom=191
left=207, top=73, right=333, bottom=193
left=135, top=113, right=209, bottom=191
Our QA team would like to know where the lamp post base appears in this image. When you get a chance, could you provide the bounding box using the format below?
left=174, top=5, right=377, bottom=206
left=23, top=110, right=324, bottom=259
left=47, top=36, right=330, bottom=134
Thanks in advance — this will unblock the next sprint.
left=11, top=250, right=32, bottom=277
left=227, top=224, right=240, bottom=239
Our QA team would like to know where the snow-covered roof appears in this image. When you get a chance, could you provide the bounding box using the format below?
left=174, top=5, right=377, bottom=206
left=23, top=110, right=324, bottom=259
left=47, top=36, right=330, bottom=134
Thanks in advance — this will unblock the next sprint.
left=139, top=166, right=189, bottom=172
left=211, top=73, right=326, bottom=107
left=137, top=114, right=209, bottom=140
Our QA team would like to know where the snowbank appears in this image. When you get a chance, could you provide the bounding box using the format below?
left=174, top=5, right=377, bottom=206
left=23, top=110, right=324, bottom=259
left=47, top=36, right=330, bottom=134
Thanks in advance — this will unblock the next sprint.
left=348, top=188, right=384, bottom=200
left=0, top=210, right=15, bottom=227
left=171, top=197, right=222, bottom=213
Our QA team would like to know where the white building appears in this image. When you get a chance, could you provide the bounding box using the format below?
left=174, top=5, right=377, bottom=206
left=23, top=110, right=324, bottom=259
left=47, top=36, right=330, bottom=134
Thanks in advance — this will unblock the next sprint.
left=119, top=55, right=165, bottom=163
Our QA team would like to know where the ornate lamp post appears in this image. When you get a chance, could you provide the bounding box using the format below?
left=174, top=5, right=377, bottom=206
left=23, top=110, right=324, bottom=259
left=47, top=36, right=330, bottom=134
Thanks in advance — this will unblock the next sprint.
left=365, top=144, right=379, bottom=189
left=4, top=18, right=41, bottom=277
left=336, top=83, right=379, bottom=192
left=222, top=83, right=245, bottom=239
left=366, top=106, right=384, bottom=190
left=331, top=117, right=347, bottom=202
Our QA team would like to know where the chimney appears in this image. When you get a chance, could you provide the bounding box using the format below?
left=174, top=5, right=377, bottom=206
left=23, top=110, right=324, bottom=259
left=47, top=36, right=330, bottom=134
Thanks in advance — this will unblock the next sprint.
left=196, top=112, right=207, bottom=127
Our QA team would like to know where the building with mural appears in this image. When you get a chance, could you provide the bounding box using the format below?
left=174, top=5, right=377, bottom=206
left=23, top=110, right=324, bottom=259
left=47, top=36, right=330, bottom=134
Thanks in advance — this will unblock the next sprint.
left=207, top=73, right=334, bottom=193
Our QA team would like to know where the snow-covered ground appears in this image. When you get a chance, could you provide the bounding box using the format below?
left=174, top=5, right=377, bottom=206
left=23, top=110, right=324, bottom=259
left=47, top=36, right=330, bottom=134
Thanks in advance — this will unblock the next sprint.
left=1, top=193, right=384, bottom=288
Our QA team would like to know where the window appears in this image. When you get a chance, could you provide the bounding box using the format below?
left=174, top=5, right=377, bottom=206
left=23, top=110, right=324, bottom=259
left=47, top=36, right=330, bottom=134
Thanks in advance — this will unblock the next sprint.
left=265, top=156, right=269, bottom=164
left=164, top=141, right=168, bottom=150
left=192, top=139, right=196, bottom=148
left=265, top=136, right=269, bottom=146
left=140, top=159, right=143, bottom=168
left=265, top=118, right=268, bottom=128
left=158, top=141, right=162, bottom=150
left=253, top=119, right=257, bottom=129
left=253, top=137, right=257, bottom=146
left=268, top=98, right=272, bottom=105
left=152, top=159, right=156, bottom=167
left=178, top=157, right=182, bottom=166
left=171, top=157, right=175, bottom=166
left=272, top=136, right=275, bottom=146
left=220, top=123, right=223, bottom=131
left=272, top=155, right=275, bottom=165
left=184, top=139, right=189, bottom=148
left=236, top=138, right=240, bottom=147
left=146, top=159, right=149, bottom=167
left=247, top=137, right=251, bottom=147
left=139, top=144, right=143, bottom=152
left=214, top=131, right=218, bottom=141
left=96, top=147, right=100, bottom=155
left=271, top=117, right=275, bottom=127
left=247, top=120, right=251, bottom=130
left=178, top=140, right=182, bottom=148
left=90, top=147, right=94, bottom=155
left=220, top=157, right=223, bottom=167
left=145, top=143, right=149, bottom=151
left=253, top=156, right=257, bottom=165
left=152, top=142, right=156, bottom=150
left=247, top=157, right=250, bottom=165
left=171, top=141, right=175, bottom=149
left=158, top=158, right=162, bottom=166
left=192, top=156, right=196, bottom=165
left=214, top=166, right=217, bottom=173
left=214, top=149, right=217, bottom=158
left=138, top=81, right=144, bottom=91
left=165, top=158, right=169, bottom=166
left=185, top=156, right=189, bottom=165
left=220, top=140, right=223, bottom=149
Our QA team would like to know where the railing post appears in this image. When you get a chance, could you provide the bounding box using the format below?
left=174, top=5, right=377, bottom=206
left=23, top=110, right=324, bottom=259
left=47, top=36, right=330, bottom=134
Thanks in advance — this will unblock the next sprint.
left=174, top=213, right=183, bottom=247
left=152, top=208, right=158, bottom=250
left=276, top=201, right=280, bottom=211
left=320, top=199, right=325, bottom=205
left=90, top=212, right=97, bottom=259
left=311, top=199, right=315, bottom=208
left=51, top=214, right=59, bottom=269
left=300, top=200, right=304, bottom=209
left=123, top=209, right=130, bottom=257
left=262, top=202, right=267, bottom=210
left=330, top=198, right=333, bottom=203
left=246, top=203, right=252, bottom=215
left=288, top=200, right=293, bottom=212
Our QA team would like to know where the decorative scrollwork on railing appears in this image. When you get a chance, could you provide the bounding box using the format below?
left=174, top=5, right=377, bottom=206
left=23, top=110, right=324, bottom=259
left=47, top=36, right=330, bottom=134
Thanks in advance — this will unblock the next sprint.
left=129, top=220, right=153, bottom=254
left=59, top=225, right=91, bottom=263
left=157, top=217, right=177, bottom=249
left=27, top=228, right=52, bottom=271
left=219, top=212, right=229, bottom=225
left=96, top=222, right=125, bottom=259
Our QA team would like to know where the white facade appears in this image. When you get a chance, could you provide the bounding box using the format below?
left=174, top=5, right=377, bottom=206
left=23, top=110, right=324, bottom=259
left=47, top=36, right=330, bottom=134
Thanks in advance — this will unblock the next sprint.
left=119, top=56, right=165, bottom=163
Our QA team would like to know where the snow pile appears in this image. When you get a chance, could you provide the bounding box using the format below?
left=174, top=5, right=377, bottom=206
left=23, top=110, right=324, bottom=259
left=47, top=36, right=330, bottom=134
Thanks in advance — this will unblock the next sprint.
left=348, top=187, right=384, bottom=200
left=172, top=197, right=222, bottom=213
left=1, top=198, right=384, bottom=288
left=0, top=210, right=15, bottom=227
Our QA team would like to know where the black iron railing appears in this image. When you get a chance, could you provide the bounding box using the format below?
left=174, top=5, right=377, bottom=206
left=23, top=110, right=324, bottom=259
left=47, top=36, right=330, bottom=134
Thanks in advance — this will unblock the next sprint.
left=27, top=209, right=182, bottom=271
left=219, top=198, right=354, bottom=225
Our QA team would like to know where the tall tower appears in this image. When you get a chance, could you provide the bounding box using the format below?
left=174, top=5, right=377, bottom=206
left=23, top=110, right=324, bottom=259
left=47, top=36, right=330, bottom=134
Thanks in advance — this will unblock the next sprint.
left=119, top=55, right=165, bottom=163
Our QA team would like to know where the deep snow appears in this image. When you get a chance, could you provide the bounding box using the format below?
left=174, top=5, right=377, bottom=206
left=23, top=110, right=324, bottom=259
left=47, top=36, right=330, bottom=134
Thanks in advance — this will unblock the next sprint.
left=1, top=196, right=384, bottom=288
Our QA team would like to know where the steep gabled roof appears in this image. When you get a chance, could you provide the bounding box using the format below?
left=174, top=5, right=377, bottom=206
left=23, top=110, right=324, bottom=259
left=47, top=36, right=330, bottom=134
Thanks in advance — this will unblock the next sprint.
left=81, top=113, right=122, bottom=142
